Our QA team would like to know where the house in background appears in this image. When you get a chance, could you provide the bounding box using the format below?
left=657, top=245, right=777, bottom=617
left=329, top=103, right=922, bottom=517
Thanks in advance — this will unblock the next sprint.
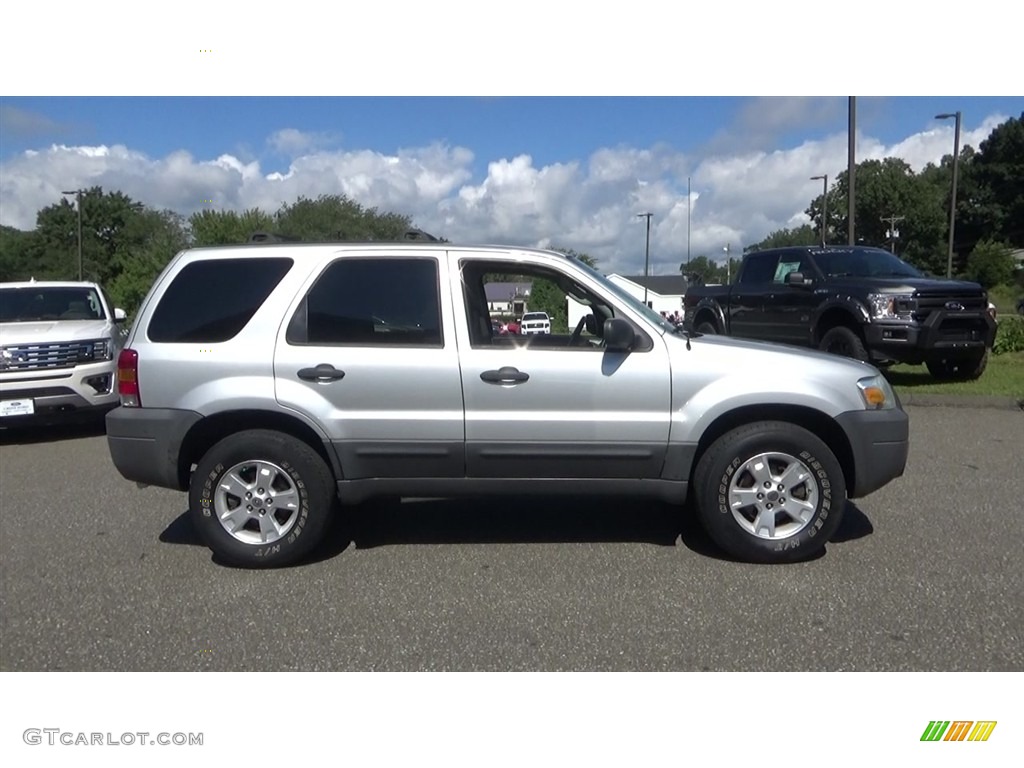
left=568, top=274, right=689, bottom=328
left=484, top=282, right=532, bottom=318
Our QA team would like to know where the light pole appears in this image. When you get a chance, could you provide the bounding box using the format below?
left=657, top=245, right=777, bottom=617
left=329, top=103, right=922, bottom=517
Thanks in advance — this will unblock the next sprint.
left=636, top=212, right=653, bottom=306
left=848, top=96, right=856, bottom=245
left=810, top=174, right=828, bottom=246
left=935, top=111, right=962, bottom=278
left=686, top=176, right=691, bottom=273
left=723, top=243, right=731, bottom=284
left=61, top=188, right=85, bottom=281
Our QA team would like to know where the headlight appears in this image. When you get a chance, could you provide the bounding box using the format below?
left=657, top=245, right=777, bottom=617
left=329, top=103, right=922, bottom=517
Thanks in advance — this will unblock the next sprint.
left=84, top=339, right=113, bottom=361
left=867, top=293, right=916, bottom=319
left=857, top=374, right=896, bottom=410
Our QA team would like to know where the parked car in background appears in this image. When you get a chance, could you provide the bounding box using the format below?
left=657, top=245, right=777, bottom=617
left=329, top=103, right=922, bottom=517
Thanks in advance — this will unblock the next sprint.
left=684, top=245, right=996, bottom=381
left=520, top=311, right=551, bottom=335
left=1, top=280, right=127, bottom=424
left=105, top=242, right=908, bottom=568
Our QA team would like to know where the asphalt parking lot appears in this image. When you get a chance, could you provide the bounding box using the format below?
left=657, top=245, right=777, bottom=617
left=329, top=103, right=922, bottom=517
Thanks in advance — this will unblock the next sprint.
left=1, top=405, right=1021, bottom=672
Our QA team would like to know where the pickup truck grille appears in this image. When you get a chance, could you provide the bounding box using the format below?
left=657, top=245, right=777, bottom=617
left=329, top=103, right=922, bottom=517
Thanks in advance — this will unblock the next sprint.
left=0, top=341, right=98, bottom=371
left=912, top=291, right=987, bottom=322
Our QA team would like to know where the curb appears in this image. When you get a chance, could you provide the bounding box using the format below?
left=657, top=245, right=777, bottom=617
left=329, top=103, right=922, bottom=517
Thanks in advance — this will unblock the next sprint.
left=898, top=393, right=1024, bottom=410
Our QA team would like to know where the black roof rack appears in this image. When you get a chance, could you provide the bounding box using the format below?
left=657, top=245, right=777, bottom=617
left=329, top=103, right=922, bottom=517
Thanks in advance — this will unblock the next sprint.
left=247, top=228, right=442, bottom=244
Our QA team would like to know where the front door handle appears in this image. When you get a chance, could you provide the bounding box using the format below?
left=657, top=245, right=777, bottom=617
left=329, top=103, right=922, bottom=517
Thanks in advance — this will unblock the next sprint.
left=480, top=366, right=529, bottom=384
left=298, top=364, right=346, bottom=382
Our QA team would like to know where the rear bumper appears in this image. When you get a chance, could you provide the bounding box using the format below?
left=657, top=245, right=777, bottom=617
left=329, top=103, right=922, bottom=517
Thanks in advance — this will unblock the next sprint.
left=106, top=406, right=203, bottom=490
left=835, top=408, right=910, bottom=498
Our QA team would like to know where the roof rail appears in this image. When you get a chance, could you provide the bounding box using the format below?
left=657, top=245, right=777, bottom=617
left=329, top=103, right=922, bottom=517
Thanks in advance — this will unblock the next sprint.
left=247, top=228, right=442, bottom=244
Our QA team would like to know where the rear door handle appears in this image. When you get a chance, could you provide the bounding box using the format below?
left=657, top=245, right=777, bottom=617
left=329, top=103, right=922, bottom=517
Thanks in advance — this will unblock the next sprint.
left=298, top=364, right=346, bottom=382
left=480, top=366, right=529, bottom=384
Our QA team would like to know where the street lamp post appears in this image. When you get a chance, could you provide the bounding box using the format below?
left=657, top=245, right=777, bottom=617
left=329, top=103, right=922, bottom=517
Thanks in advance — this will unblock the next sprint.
left=636, top=212, right=653, bottom=306
left=935, top=111, right=962, bottom=278
left=723, top=243, right=731, bottom=283
left=61, top=189, right=85, bottom=281
left=810, top=174, right=828, bottom=247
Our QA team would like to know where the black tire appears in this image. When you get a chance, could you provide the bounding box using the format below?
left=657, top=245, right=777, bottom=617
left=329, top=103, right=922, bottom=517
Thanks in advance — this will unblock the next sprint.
left=692, top=421, right=847, bottom=563
left=188, top=429, right=336, bottom=568
left=926, top=349, right=988, bottom=381
left=695, top=320, right=718, bottom=334
left=819, top=326, right=870, bottom=362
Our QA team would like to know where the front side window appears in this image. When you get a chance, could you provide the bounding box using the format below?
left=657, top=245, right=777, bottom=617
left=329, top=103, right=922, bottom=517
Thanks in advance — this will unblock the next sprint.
left=290, top=257, right=442, bottom=347
left=148, top=257, right=293, bottom=343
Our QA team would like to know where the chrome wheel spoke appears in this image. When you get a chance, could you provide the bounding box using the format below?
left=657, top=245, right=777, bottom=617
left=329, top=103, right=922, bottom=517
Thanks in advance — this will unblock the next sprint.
left=752, top=507, right=777, bottom=538
left=730, top=487, right=760, bottom=508
left=783, top=496, right=816, bottom=524
left=219, top=471, right=250, bottom=500
left=220, top=505, right=251, bottom=533
left=258, top=512, right=285, bottom=542
left=744, top=457, right=774, bottom=488
left=270, top=487, right=299, bottom=511
left=777, top=461, right=809, bottom=491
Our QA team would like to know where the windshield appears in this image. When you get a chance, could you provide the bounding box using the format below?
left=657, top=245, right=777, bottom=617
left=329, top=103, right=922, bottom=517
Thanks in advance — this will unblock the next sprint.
left=522, top=312, right=547, bottom=321
left=0, top=287, right=106, bottom=322
left=568, top=257, right=678, bottom=334
left=812, top=248, right=923, bottom=278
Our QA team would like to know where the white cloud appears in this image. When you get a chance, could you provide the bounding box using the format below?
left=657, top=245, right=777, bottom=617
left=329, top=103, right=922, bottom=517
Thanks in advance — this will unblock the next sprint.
left=0, top=114, right=1012, bottom=275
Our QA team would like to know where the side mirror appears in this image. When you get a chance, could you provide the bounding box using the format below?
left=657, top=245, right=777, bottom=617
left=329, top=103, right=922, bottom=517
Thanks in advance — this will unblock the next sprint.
left=113, top=308, right=127, bottom=322
left=603, top=317, right=635, bottom=352
left=784, top=271, right=812, bottom=287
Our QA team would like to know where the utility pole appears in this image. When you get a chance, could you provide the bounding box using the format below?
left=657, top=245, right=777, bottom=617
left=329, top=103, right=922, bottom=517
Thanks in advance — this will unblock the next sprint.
left=723, top=243, right=732, bottom=284
left=935, top=111, right=962, bottom=278
left=848, top=97, right=856, bottom=245
left=686, top=176, right=691, bottom=273
left=810, top=174, right=828, bottom=246
left=880, top=214, right=905, bottom=253
left=636, top=212, right=653, bottom=306
left=61, top=189, right=85, bottom=280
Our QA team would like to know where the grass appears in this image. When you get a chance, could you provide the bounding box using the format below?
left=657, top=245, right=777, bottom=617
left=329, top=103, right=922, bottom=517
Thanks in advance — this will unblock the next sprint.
left=989, top=283, right=1023, bottom=316
left=885, top=351, right=1024, bottom=398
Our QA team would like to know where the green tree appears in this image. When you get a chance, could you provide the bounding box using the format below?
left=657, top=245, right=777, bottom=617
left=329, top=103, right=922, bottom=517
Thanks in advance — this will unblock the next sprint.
left=275, top=194, right=411, bottom=241
left=188, top=208, right=274, bottom=245
left=964, top=239, right=1016, bottom=289
left=680, top=256, right=719, bottom=284
left=550, top=246, right=598, bottom=268
left=0, top=225, right=35, bottom=281
left=746, top=224, right=818, bottom=252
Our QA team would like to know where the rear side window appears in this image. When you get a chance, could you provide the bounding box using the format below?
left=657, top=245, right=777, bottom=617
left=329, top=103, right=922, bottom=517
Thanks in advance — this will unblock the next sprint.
left=738, top=253, right=780, bottom=284
left=288, top=257, right=442, bottom=347
left=147, top=258, right=293, bottom=342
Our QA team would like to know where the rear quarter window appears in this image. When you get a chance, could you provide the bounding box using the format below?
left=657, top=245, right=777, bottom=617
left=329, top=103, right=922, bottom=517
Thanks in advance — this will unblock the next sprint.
left=147, top=257, right=293, bottom=343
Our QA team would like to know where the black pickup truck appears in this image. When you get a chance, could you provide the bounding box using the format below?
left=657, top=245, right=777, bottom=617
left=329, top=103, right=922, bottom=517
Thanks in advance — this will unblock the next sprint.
left=683, top=245, right=997, bottom=380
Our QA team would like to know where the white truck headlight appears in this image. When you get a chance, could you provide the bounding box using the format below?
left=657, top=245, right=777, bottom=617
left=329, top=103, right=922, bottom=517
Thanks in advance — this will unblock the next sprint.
left=867, top=293, right=915, bottom=319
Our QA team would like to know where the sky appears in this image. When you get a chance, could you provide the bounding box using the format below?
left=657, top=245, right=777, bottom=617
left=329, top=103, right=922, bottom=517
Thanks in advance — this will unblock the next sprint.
left=2, top=4, right=1021, bottom=278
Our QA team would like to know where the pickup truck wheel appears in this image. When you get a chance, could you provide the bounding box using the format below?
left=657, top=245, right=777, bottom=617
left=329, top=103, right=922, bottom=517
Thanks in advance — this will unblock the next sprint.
left=693, top=422, right=847, bottom=563
left=819, top=326, right=869, bottom=362
left=926, top=350, right=988, bottom=381
left=695, top=321, right=717, bottom=334
left=188, top=429, right=336, bottom=568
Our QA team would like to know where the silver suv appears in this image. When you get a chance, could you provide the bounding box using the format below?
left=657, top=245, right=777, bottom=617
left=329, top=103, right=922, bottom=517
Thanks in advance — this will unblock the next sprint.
left=1, top=280, right=126, bottom=423
left=106, top=243, right=909, bottom=567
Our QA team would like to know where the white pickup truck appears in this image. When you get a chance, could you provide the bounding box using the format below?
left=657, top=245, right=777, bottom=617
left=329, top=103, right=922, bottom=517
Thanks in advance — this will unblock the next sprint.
left=520, top=311, right=551, bottom=335
left=1, top=280, right=127, bottom=424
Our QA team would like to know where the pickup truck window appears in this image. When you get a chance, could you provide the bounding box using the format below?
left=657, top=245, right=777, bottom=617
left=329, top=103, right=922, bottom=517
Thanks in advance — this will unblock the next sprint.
left=812, top=249, right=922, bottom=278
left=737, top=253, right=779, bottom=284
left=299, top=257, right=442, bottom=347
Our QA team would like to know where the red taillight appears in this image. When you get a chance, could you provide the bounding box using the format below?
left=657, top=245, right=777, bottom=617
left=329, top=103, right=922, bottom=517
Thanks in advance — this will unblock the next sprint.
left=117, top=348, right=140, bottom=406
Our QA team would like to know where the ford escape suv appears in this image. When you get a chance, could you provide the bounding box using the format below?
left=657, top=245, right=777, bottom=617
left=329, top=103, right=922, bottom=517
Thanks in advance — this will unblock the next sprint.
left=106, top=243, right=909, bottom=568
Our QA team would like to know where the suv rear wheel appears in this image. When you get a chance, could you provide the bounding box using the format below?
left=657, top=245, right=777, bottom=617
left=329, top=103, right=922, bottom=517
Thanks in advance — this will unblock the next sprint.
left=188, top=429, right=336, bottom=568
left=693, top=421, right=847, bottom=563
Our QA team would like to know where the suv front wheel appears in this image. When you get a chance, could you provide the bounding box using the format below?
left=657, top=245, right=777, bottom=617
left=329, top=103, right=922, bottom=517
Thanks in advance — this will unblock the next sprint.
left=693, top=422, right=847, bottom=563
left=188, top=429, right=336, bottom=568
